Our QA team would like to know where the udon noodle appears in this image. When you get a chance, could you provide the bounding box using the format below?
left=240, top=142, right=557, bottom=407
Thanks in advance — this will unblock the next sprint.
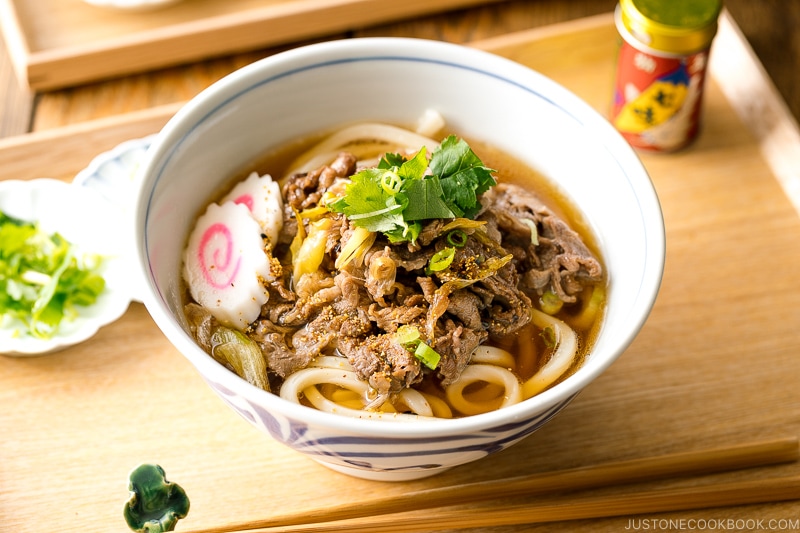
left=182, top=111, right=606, bottom=420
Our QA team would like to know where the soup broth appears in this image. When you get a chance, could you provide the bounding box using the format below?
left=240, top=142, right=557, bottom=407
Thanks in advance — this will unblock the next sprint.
left=182, top=121, right=606, bottom=420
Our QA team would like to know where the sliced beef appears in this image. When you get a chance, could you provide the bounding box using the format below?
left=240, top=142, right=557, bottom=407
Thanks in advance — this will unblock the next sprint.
left=482, top=182, right=603, bottom=303
left=193, top=152, right=605, bottom=405
left=479, top=261, right=532, bottom=338
left=367, top=303, right=426, bottom=332
left=365, top=247, right=397, bottom=302
left=184, top=302, right=216, bottom=353
left=250, top=320, right=301, bottom=377
left=256, top=331, right=300, bottom=378
left=276, top=273, right=340, bottom=327
left=339, top=334, right=423, bottom=396
left=283, top=152, right=357, bottom=211
left=446, top=290, right=484, bottom=330
left=434, top=320, right=487, bottom=385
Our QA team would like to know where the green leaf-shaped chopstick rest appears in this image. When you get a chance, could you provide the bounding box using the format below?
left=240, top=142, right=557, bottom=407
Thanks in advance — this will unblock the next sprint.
left=124, top=464, right=189, bottom=532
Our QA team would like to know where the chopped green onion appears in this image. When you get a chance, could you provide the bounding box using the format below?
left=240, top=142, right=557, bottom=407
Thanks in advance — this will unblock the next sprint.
left=446, top=229, right=468, bottom=248
left=541, top=325, right=557, bottom=348
left=380, top=170, right=403, bottom=195
left=20, top=270, right=51, bottom=285
left=428, top=247, right=455, bottom=273
left=414, top=342, right=441, bottom=370
left=539, top=290, right=563, bottom=315
left=395, top=324, right=421, bottom=345
left=0, top=211, right=106, bottom=339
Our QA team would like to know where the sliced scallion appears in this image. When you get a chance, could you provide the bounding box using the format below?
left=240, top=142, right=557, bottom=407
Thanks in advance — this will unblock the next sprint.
left=395, top=324, right=421, bottom=345
left=446, top=229, right=468, bottom=248
left=380, top=170, right=403, bottom=195
left=414, top=342, right=441, bottom=370
left=539, top=290, right=563, bottom=315
left=428, top=247, right=455, bottom=272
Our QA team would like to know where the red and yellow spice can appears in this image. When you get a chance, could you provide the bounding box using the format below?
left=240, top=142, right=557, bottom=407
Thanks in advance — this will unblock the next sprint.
left=610, top=0, right=723, bottom=151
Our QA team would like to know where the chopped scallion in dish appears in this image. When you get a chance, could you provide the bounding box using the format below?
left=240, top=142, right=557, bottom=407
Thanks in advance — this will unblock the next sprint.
left=0, top=210, right=106, bottom=339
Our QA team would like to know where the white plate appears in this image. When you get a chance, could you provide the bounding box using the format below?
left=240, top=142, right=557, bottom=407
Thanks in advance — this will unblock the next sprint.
left=73, top=135, right=154, bottom=214
left=73, top=135, right=154, bottom=305
left=0, top=179, right=134, bottom=356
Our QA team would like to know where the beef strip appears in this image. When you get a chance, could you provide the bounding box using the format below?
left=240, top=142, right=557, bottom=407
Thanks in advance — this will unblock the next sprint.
left=365, top=247, right=397, bottom=302
left=446, top=290, right=485, bottom=330
left=283, top=152, right=357, bottom=211
left=482, top=182, right=603, bottom=303
left=434, top=319, right=487, bottom=385
left=338, top=333, right=423, bottom=396
left=366, top=303, right=426, bottom=332
left=276, top=273, right=340, bottom=327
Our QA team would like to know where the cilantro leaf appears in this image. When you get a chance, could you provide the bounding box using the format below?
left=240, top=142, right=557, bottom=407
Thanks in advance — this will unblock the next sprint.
left=430, top=135, right=481, bottom=178
left=433, top=135, right=496, bottom=219
left=397, top=147, right=428, bottom=181
left=327, top=135, right=496, bottom=244
left=379, top=153, right=405, bottom=169
left=403, top=176, right=455, bottom=221
left=328, top=169, right=408, bottom=234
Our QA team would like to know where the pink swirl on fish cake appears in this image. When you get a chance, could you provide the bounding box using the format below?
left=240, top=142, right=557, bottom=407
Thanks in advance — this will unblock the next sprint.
left=233, top=194, right=254, bottom=211
left=198, top=222, right=241, bottom=289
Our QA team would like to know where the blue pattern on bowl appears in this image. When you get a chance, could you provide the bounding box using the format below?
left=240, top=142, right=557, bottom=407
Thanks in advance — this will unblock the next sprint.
left=206, top=374, right=574, bottom=477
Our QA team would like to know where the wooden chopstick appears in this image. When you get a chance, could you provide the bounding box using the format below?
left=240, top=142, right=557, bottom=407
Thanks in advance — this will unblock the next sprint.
left=246, top=475, right=800, bottom=532
left=188, top=437, right=799, bottom=533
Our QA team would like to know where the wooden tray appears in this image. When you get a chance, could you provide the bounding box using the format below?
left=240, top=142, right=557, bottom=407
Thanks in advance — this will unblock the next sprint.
left=0, top=0, right=503, bottom=90
left=2, top=12, right=800, bottom=532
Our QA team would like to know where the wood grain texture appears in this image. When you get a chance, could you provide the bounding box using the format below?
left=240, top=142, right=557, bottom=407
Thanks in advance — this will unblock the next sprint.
left=0, top=0, right=506, bottom=89
left=1, top=14, right=799, bottom=532
left=1, top=1, right=799, bottom=136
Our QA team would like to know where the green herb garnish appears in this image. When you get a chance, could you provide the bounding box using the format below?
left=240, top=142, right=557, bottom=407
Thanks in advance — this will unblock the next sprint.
left=328, top=135, right=496, bottom=243
left=0, top=210, right=106, bottom=339
left=446, top=229, right=468, bottom=248
left=393, top=324, right=441, bottom=370
left=414, top=342, right=442, bottom=370
left=427, top=247, right=456, bottom=273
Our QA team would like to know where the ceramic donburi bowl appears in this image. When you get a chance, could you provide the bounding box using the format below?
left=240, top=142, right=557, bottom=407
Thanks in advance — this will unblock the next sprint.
left=132, top=37, right=665, bottom=481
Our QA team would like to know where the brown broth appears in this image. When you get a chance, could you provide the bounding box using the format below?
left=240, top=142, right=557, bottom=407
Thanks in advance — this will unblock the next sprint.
left=192, top=123, right=606, bottom=410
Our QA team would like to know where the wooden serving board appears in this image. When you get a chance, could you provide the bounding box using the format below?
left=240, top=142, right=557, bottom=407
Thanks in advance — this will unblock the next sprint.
left=2, top=12, right=800, bottom=532
left=0, top=0, right=503, bottom=90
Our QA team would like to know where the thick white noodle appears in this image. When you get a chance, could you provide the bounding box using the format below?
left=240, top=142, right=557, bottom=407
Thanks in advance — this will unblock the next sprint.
left=285, top=123, right=439, bottom=176
left=522, top=309, right=578, bottom=398
left=397, top=389, right=434, bottom=417
left=415, top=108, right=446, bottom=138
left=445, top=364, right=523, bottom=416
left=280, top=313, right=574, bottom=419
left=308, top=355, right=354, bottom=370
left=305, top=355, right=432, bottom=416
left=280, top=366, right=435, bottom=421
left=470, top=345, right=517, bottom=370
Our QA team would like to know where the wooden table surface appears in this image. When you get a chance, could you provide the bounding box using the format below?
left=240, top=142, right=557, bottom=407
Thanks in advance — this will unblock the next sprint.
left=2, top=1, right=800, bottom=532
left=1, top=0, right=799, bottom=136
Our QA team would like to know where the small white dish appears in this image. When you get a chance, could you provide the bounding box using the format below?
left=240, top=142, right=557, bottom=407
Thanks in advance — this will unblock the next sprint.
left=0, top=179, right=133, bottom=357
left=73, top=135, right=154, bottom=305
left=73, top=135, right=154, bottom=218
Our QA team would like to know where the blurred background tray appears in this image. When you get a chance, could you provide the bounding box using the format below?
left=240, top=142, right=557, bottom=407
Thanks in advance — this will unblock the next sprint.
left=0, top=0, right=503, bottom=90
left=1, top=11, right=800, bottom=532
